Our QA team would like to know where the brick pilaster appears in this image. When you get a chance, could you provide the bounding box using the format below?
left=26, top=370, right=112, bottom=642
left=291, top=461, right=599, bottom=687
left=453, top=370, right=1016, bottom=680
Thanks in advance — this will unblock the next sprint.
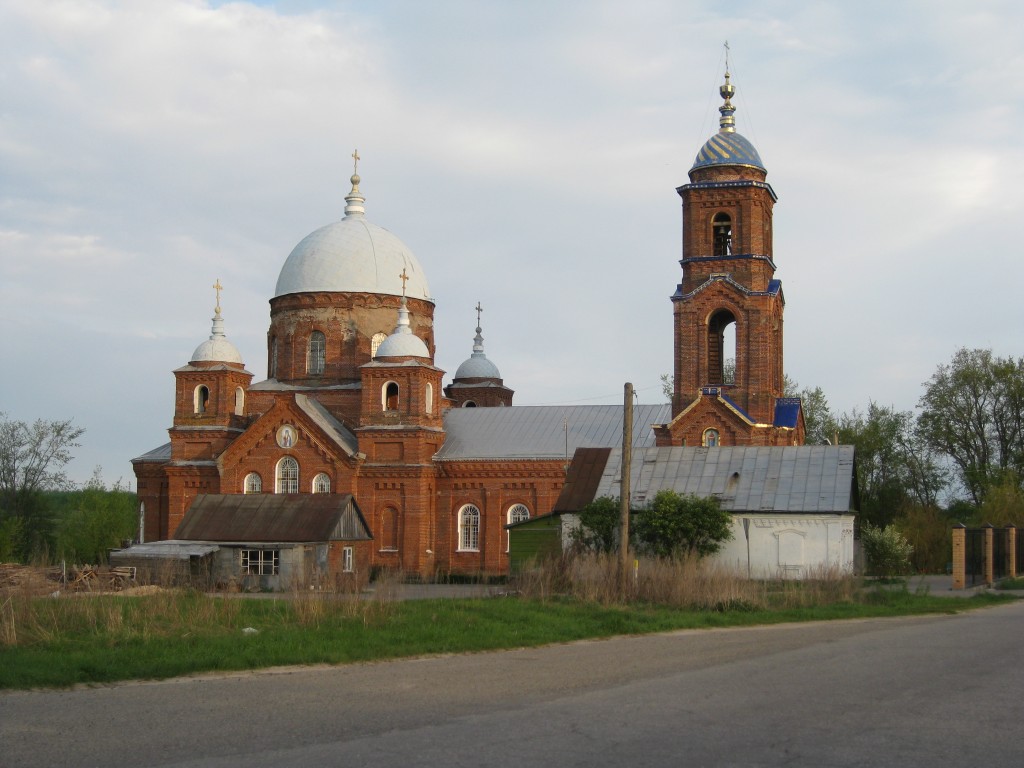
left=952, top=525, right=966, bottom=590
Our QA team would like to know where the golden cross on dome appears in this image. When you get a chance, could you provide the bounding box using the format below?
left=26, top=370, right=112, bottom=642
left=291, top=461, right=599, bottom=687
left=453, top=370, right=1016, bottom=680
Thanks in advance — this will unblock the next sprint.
left=212, top=279, right=223, bottom=314
left=475, top=302, right=483, bottom=327
left=351, top=148, right=360, bottom=175
left=399, top=268, right=409, bottom=296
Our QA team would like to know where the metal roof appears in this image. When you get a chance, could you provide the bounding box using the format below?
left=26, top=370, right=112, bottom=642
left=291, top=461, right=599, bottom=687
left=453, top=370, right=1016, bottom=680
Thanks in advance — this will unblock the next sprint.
left=110, top=541, right=220, bottom=560
left=295, top=394, right=358, bottom=456
left=435, top=404, right=671, bottom=461
left=174, top=494, right=372, bottom=542
left=132, top=442, right=172, bottom=463
left=589, top=445, right=857, bottom=514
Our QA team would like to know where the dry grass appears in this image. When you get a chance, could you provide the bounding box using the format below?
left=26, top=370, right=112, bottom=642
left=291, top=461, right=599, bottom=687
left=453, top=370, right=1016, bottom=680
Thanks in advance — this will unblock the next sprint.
left=513, top=553, right=862, bottom=610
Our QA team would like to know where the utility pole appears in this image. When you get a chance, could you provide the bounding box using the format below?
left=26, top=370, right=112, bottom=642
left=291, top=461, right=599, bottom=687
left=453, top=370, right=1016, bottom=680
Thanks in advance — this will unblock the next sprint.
left=620, top=382, right=633, bottom=581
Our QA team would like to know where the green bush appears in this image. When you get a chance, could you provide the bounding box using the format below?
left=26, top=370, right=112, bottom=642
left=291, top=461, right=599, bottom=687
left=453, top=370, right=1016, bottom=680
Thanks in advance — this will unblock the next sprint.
left=633, top=490, right=732, bottom=558
left=861, top=523, right=913, bottom=579
left=570, top=496, right=623, bottom=553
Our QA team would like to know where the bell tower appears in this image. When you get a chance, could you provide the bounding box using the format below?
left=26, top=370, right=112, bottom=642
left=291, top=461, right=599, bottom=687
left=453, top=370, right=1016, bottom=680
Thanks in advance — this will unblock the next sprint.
left=656, top=62, right=802, bottom=447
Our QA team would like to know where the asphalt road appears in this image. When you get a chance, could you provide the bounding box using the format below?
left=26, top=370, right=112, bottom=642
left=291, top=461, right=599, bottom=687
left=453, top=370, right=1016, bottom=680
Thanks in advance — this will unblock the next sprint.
left=3, top=601, right=1022, bottom=767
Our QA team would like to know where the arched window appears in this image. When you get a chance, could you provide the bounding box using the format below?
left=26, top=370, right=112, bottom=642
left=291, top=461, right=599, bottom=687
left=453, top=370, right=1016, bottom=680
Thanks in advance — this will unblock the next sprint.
left=707, top=309, right=737, bottom=386
left=383, top=381, right=399, bottom=411
left=425, top=382, right=433, bottom=415
left=312, top=472, right=330, bottom=494
left=458, top=504, right=480, bottom=551
left=243, top=473, right=262, bottom=494
left=380, top=507, right=398, bottom=551
left=506, top=504, right=530, bottom=552
left=234, top=387, right=245, bottom=416
left=713, top=212, right=732, bottom=256
left=307, top=331, right=326, bottom=375
left=269, top=336, right=278, bottom=378
left=370, top=332, right=388, bottom=358
left=194, top=385, right=210, bottom=414
left=275, top=456, right=299, bottom=494
left=702, top=428, right=720, bottom=448
left=463, top=400, right=477, bottom=408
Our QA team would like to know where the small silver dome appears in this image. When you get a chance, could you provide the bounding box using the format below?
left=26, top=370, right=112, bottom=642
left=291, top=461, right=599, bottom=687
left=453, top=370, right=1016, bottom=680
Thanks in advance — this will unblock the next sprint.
left=191, top=311, right=243, bottom=364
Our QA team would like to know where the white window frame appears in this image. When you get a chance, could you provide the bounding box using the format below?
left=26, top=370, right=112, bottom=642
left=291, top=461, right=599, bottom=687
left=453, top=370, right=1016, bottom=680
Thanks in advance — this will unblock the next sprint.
left=506, top=504, right=530, bottom=552
left=234, top=386, right=245, bottom=416
left=241, top=548, right=279, bottom=576
left=342, top=546, right=354, bottom=573
left=312, top=472, right=330, bottom=494
left=425, top=382, right=433, bottom=414
left=275, top=456, right=299, bottom=494
left=243, top=472, right=262, bottom=494
left=307, top=330, right=326, bottom=375
left=458, top=504, right=481, bottom=552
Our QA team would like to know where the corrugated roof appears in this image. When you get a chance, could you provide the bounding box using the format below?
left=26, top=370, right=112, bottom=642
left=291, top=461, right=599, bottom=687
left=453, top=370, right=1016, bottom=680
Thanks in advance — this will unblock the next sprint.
left=589, top=445, right=857, bottom=514
left=435, top=404, right=671, bottom=461
left=174, top=494, right=372, bottom=542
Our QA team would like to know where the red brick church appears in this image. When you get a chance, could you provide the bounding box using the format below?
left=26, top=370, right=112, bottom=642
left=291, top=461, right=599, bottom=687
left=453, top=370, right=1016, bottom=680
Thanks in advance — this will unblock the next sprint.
left=131, top=70, right=806, bottom=582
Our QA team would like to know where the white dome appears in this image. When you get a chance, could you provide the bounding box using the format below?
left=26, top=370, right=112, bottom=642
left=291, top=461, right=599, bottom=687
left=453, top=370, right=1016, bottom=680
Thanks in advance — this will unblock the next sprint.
left=374, top=295, right=430, bottom=359
left=454, top=354, right=501, bottom=380
left=191, top=312, right=243, bottom=364
left=192, top=337, right=243, bottom=364
left=274, top=216, right=431, bottom=300
left=376, top=332, right=430, bottom=359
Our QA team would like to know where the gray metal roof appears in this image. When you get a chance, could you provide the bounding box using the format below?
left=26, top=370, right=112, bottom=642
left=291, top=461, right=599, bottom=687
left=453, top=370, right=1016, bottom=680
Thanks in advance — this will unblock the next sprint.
left=295, top=394, right=358, bottom=456
left=132, top=442, right=172, bottom=463
left=435, top=404, right=671, bottom=461
left=110, top=541, right=220, bottom=560
left=594, top=445, right=857, bottom=514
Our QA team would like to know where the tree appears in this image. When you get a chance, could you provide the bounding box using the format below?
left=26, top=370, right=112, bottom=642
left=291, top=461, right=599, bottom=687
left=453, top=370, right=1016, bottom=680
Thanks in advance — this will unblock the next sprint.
left=799, top=385, right=836, bottom=446
left=54, top=468, right=138, bottom=564
left=570, top=496, right=623, bottom=553
left=634, top=490, right=732, bottom=558
left=861, top=523, right=913, bottom=579
left=917, top=348, right=1024, bottom=504
left=836, top=402, right=946, bottom=528
left=0, top=413, right=84, bottom=561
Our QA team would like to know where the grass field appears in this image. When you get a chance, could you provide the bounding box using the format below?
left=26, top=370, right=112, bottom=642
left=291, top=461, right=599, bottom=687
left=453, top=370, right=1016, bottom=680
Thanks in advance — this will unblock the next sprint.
left=1, top=581, right=1013, bottom=690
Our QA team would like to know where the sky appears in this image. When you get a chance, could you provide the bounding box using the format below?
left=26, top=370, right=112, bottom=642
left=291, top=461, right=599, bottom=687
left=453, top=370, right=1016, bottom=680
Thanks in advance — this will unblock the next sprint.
left=2, top=0, right=1023, bottom=488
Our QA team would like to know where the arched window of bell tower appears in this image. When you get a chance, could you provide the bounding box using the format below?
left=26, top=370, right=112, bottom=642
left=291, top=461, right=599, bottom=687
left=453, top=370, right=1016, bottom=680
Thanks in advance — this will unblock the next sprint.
left=383, top=381, right=399, bottom=411
left=712, top=212, right=732, bottom=256
left=194, top=385, right=210, bottom=414
left=707, top=309, right=737, bottom=386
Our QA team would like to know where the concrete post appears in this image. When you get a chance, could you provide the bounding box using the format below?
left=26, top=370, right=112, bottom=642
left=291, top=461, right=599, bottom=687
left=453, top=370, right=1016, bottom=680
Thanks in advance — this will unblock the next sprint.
left=952, top=524, right=966, bottom=591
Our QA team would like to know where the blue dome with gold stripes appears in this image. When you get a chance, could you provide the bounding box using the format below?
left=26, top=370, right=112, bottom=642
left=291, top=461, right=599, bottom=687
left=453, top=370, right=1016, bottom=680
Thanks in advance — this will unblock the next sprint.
left=690, top=69, right=765, bottom=173
left=692, top=130, right=764, bottom=172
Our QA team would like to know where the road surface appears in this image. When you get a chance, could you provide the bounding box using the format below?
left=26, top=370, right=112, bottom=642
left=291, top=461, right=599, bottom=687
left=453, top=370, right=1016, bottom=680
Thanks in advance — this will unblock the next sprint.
left=2, top=601, right=1021, bottom=767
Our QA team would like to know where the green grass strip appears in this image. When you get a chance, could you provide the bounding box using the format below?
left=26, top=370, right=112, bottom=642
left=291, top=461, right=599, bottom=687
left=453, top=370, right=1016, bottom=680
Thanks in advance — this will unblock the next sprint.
left=0, top=591, right=1013, bottom=690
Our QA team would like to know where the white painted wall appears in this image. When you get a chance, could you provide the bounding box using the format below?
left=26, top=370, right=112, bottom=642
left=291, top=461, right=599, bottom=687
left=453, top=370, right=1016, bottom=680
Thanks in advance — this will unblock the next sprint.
left=714, top=514, right=855, bottom=578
